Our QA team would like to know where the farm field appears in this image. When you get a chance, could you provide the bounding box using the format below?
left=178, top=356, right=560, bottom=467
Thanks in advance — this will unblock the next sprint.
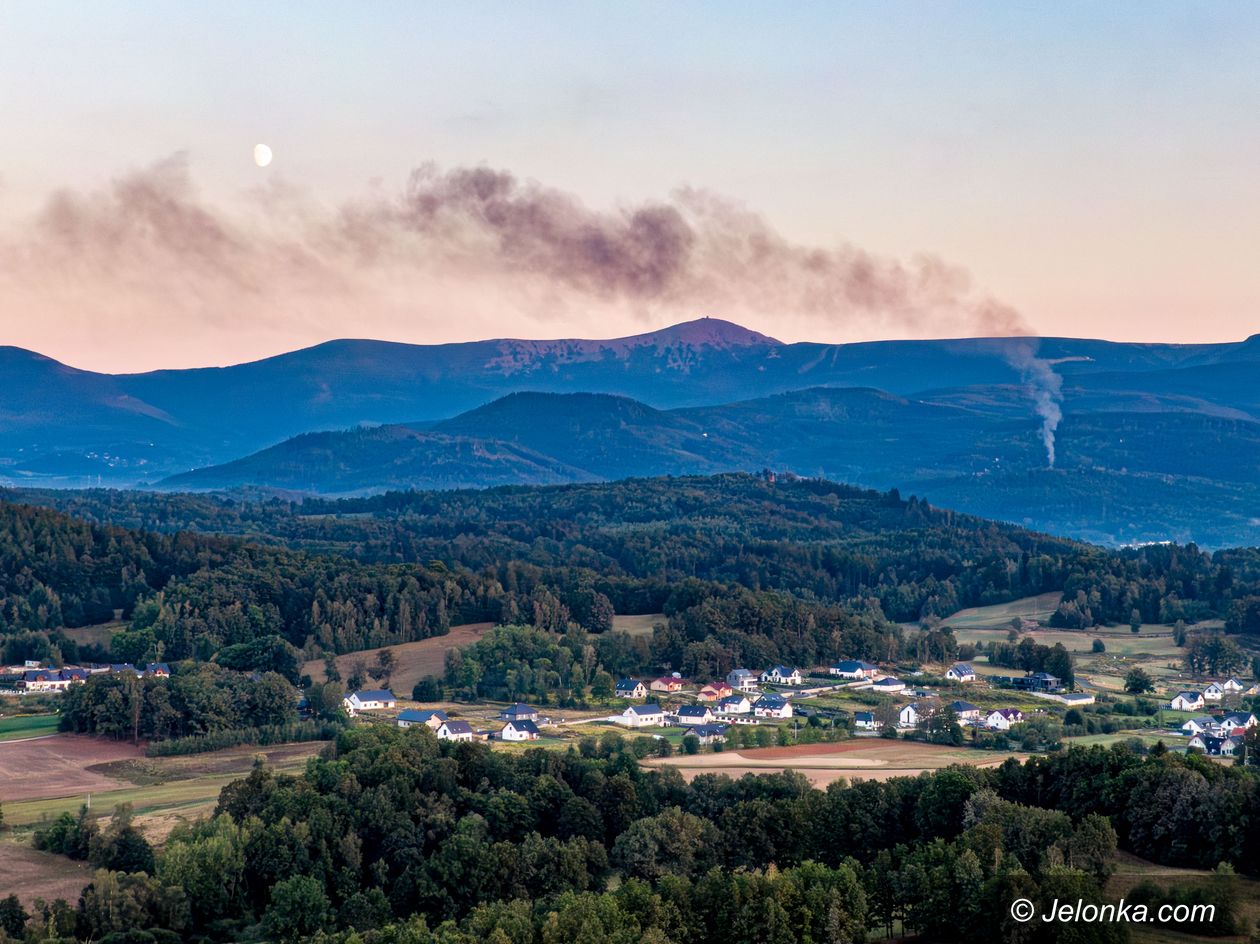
left=0, top=838, right=93, bottom=909
left=0, top=713, right=60, bottom=741
left=0, top=737, right=328, bottom=834
left=300, top=622, right=493, bottom=695
left=937, top=592, right=1063, bottom=629
left=58, top=620, right=123, bottom=649
left=0, top=733, right=143, bottom=803
left=644, top=739, right=1025, bottom=786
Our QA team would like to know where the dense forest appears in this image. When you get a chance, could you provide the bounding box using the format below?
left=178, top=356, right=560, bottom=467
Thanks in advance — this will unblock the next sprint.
left=10, top=476, right=1260, bottom=631
left=8, top=726, right=1257, bottom=943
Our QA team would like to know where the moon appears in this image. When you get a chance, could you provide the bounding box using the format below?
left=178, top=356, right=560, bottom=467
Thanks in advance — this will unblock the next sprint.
left=253, top=143, right=273, bottom=168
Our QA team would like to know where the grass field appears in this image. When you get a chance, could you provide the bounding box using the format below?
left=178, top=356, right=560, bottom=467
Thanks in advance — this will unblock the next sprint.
left=611, top=613, right=664, bottom=637
left=0, top=838, right=93, bottom=909
left=0, top=713, right=60, bottom=741
left=58, top=620, right=123, bottom=649
left=301, top=622, right=493, bottom=695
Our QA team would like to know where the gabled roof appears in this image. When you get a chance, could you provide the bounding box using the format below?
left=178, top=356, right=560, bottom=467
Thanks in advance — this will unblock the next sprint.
left=351, top=689, right=396, bottom=702
left=678, top=705, right=713, bottom=718
left=504, top=719, right=541, bottom=735
left=630, top=703, right=664, bottom=715
left=1223, top=712, right=1256, bottom=724
left=718, top=694, right=749, bottom=706
left=440, top=720, right=474, bottom=735
left=767, top=665, right=798, bottom=675
left=948, top=700, right=980, bottom=712
left=398, top=709, right=447, bottom=723
left=994, top=708, right=1024, bottom=719
left=145, top=663, right=171, bottom=673
left=948, top=663, right=975, bottom=674
left=854, top=711, right=875, bottom=722
left=1175, top=691, right=1202, bottom=700
left=755, top=693, right=788, bottom=707
left=615, top=678, right=643, bottom=689
left=691, top=724, right=728, bottom=737
left=833, top=660, right=876, bottom=671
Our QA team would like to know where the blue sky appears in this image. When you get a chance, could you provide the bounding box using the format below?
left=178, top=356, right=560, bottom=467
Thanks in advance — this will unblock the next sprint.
left=2, top=3, right=1258, bottom=368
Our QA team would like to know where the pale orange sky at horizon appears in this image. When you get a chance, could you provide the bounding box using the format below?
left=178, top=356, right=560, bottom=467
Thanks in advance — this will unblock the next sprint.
left=2, top=3, right=1258, bottom=372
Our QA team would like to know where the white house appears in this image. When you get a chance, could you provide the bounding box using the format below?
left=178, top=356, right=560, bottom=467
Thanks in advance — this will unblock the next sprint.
left=677, top=705, right=716, bottom=726
left=727, top=668, right=759, bottom=692
left=1222, top=677, right=1245, bottom=693
left=344, top=689, right=397, bottom=714
left=830, top=660, right=878, bottom=680
left=898, top=704, right=925, bottom=729
left=717, top=695, right=752, bottom=715
left=1170, top=691, right=1205, bottom=711
left=947, top=700, right=982, bottom=723
left=1222, top=711, right=1258, bottom=730
left=436, top=720, right=475, bottom=742
left=499, top=704, right=540, bottom=722
left=615, top=679, right=647, bottom=699
left=690, top=724, right=728, bottom=745
left=984, top=708, right=1025, bottom=731
left=397, top=709, right=448, bottom=730
left=946, top=663, right=977, bottom=683
left=872, top=677, right=905, bottom=694
left=753, top=694, right=793, bottom=718
left=1203, top=683, right=1225, bottom=703
left=1180, top=716, right=1216, bottom=736
left=500, top=719, right=541, bottom=741
left=761, top=665, right=803, bottom=686
left=854, top=711, right=879, bottom=731
left=618, top=704, right=666, bottom=728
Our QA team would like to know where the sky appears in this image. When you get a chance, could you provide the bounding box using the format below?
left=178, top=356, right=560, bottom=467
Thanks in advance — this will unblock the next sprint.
left=2, top=2, right=1259, bottom=372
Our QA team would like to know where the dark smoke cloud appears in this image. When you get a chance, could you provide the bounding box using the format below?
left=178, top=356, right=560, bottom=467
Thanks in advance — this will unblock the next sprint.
left=1, top=153, right=1037, bottom=370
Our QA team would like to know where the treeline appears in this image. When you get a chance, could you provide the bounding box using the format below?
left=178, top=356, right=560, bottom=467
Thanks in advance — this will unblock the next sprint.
left=985, top=638, right=1076, bottom=688
left=144, top=719, right=343, bottom=757
left=12, top=475, right=1260, bottom=632
left=59, top=665, right=300, bottom=742
left=13, top=726, right=1258, bottom=943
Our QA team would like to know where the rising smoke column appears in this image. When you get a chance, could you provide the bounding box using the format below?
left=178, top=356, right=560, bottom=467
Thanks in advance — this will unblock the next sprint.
left=1002, top=338, right=1064, bottom=467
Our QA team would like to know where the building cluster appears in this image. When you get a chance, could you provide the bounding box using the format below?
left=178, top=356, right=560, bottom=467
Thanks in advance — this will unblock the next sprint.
left=11, top=661, right=171, bottom=693
left=1179, top=710, right=1256, bottom=756
left=1168, top=677, right=1250, bottom=711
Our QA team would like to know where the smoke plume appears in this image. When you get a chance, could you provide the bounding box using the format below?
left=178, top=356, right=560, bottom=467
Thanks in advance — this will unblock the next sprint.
left=0, top=154, right=1034, bottom=372
left=1002, top=337, right=1064, bottom=467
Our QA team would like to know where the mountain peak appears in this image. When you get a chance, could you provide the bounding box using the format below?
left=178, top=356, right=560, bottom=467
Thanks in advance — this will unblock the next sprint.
left=629, top=317, right=782, bottom=348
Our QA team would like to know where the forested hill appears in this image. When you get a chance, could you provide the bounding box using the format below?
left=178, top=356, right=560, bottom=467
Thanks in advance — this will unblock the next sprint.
left=6, top=475, right=1260, bottom=659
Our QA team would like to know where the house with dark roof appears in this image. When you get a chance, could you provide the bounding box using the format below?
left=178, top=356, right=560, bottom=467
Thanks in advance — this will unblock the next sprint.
left=984, top=708, right=1025, bottom=730
left=753, top=693, right=793, bottom=718
left=947, top=700, right=981, bottom=722
left=617, top=703, right=666, bottom=727
left=436, top=720, right=475, bottom=742
left=689, top=724, right=728, bottom=745
left=344, top=689, right=397, bottom=713
left=717, top=694, right=752, bottom=715
left=22, top=668, right=87, bottom=692
left=144, top=663, right=171, bottom=677
left=761, top=665, right=803, bottom=686
left=397, top=709, right=448, bottom=730
left=946, top=663, right=977, bottom=683
left=499, top=704, right=540, bottom=722
left=830, top=660, right=878, bottom=680
left=677, top=705, right=716, bottom=726
left=615, top=679, right=647, bottom=699
left=854, top=710, right=878, bottom=731
left=1170, top=691, right=1205, bottom=712
left=872, top=677, right=905, bottom=693
left=501, top=719, right=542, bottom=741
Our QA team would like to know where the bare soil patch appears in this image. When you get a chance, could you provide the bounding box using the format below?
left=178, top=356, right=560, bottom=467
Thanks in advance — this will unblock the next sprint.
left=0, top=840, right=92, bottom=908
left=0, top=734, right=141, bottom=802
